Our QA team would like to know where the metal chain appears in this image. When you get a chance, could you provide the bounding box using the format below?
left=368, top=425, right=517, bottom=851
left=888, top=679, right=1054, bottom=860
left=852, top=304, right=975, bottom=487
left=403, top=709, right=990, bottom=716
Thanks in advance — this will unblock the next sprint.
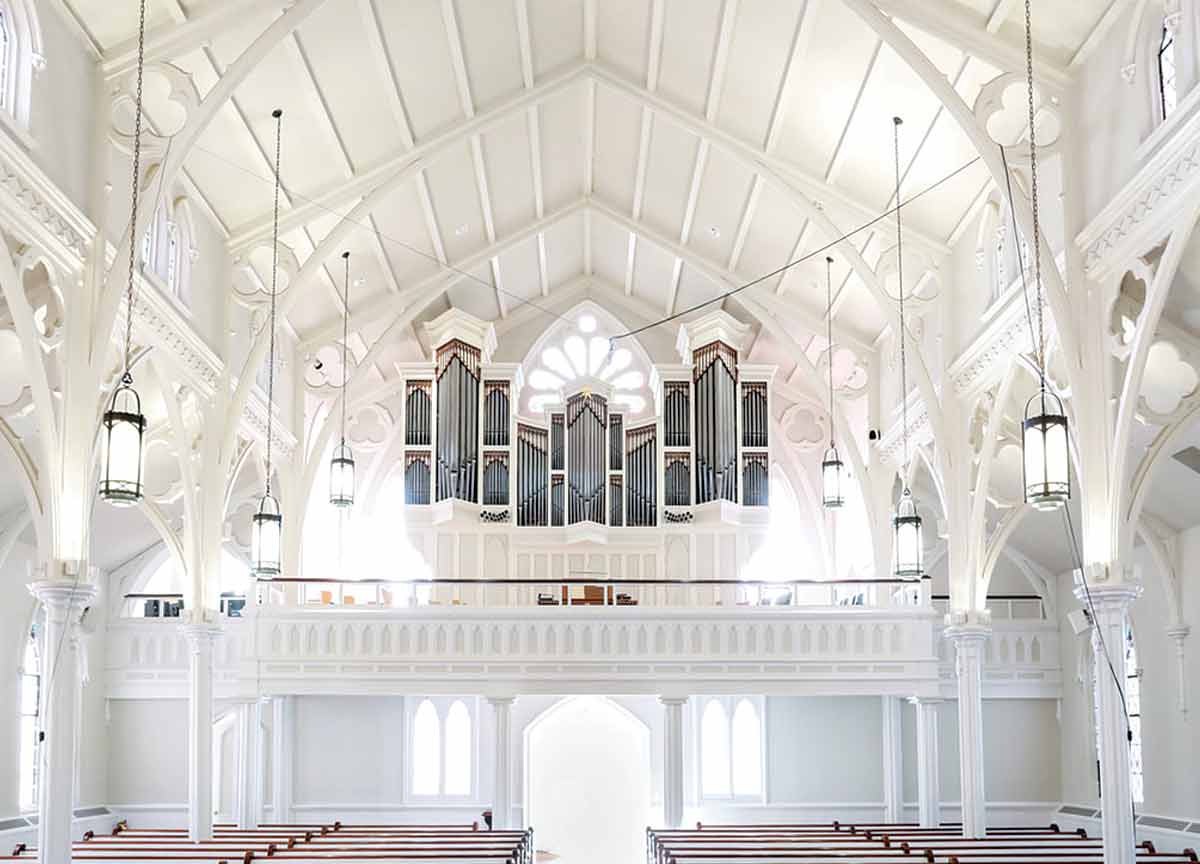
left=1025, top=0, right=1045, bottom=388
left=265, top=110, right=283, bottom=496
left=123, top=0, right=147, bottom=384
left=825, top=256, right=835, bottom=448
left=341, top=251, right=350, bottom=446
left=893, top=116, right=909, bottom=481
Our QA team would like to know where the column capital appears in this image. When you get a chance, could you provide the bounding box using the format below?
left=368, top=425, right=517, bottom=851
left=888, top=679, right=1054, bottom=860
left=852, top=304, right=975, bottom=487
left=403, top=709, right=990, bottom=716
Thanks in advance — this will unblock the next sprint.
left=181, top=622, right=222, bottom=651
left=942, top=622, right=992, bottom=643
left=486, top=695, right=517, bottom=707
left=907, top=695, right=944, bottom=706
left=1073, top=581, right=1142, bottom=613
left=658, top=695, right=689, bottom=707
left=1166, top=624, right=1190, bottom=641
left=28, top=580, right=98, bottom=620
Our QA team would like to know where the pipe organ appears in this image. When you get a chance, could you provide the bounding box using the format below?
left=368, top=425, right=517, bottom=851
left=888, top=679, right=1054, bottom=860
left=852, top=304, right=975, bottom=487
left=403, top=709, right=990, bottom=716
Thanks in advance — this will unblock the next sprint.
left=400, top=308, right=773, bottom=528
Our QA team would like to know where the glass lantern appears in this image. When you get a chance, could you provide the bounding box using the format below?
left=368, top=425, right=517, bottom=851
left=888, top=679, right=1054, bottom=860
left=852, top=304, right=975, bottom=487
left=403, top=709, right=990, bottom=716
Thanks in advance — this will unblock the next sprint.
left=821, top=445, right=844, bottom=509
left=1023, top=389, right=1070, bottom=511
left=251, top=493, right=283, bottom=579
left=892, top=488, right=923, bottom=579
left=99, top=376, right=146, bottom=506
left=329, top=442, right=355, bottom=508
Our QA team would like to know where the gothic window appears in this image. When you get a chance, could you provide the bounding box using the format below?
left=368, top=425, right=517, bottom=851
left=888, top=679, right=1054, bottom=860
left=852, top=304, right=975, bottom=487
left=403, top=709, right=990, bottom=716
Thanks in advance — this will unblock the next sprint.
left=18, top=618, right=41, bottom=811
left=0, top=0, right=40, bottom=129
left=141, top=204, right=190, bottom=308
left=698, top=696, right=763, bottom=800
left=1159, top=20, right=1178, bottom=122
left=524, top=312, right=649, bottom=416
left=410, top=697, right=474, bottom=798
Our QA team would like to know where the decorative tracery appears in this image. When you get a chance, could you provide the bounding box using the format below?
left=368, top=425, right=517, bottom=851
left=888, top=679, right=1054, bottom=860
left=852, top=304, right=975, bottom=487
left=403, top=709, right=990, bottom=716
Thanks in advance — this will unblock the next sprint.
left=524, top=313, right=649, bottom=417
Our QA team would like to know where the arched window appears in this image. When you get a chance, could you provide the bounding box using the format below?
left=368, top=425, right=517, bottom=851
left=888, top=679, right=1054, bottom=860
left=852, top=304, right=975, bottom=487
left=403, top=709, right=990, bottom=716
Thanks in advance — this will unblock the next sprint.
left=411, top=700, right=441, bottom=795
left=730, top=699, right=763, bottom=797
left=0, top=0, right=41, bottom=130
left=409, top=697, right=475, bottom=799
left=699, top=700, right=730, bottom=797
left=141, top=203, right=191, bottom=308
left=1125, top=624, right=1144, bottom=803
left=18, top=617, right=41, bottom=811
left=444, top=701, right=472, bottom=795
left=698, top=696, right=763, bottom=800
left=1158, top=19, right=1178, bottom=121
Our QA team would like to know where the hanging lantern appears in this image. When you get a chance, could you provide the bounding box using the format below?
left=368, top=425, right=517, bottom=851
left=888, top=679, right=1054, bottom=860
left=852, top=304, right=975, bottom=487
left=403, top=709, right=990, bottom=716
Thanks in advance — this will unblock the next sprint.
left=1023, top=390, right=1069, bottom=510
left=99, top=375, right=146, bottom=505
left=330, top=442, right=355, bottom=508
left=821, top=445, right=844, bottom=509
left=251, top=493, right=283, bottom=578
left=892, top=488, right=923, bottom=578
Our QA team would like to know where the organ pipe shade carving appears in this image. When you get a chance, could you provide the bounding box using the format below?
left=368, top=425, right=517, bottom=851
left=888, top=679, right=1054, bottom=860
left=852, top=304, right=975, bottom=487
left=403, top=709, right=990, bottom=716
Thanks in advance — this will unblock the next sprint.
left=743, top=453, right=769, bottom=506
left=550, top=413, right=565, bottom=472
left=609, top=413, right=623, bottom=471
left=741, top=382, right=768, bottom=448
left=609, top=476, right=623, bottom=526
left=663, top=382, right=691, bottom=447
left=551, top=475, right=565, bottom=526
left=483, top=453, right=509, bottom=506
left=665, top=453, right=690, bottom=507
left=693, top=340, right=739, bottom=504
left=567, top=392, right=607, bottom=524
left=405, top=452, right=431, bottom=505
left=483, top=382, right=510, bottom=447
left=517, top=424, right=549, bottom=526
left=405, top=381, right=432, bottom=446
left=626, top=423, right=658, bottom=527
left=435, top=340, right=481, bottom=503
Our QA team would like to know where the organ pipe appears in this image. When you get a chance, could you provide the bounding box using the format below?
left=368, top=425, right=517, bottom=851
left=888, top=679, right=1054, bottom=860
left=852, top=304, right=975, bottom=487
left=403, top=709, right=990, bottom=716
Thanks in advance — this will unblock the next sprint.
left=609, top=476, right=623, bottom=526
left=609, top=413, right=623, bottom=471
left=566, top=392, right=607, bottom=524
left=550, top=413, right=565, bottom=471
left=483, top=382, right=510, bottom=447
left=625, top=423, right=657, bottom=527
left=743, top=453, right=769, bottom=506
left=404, top=452, right=431, bottom=505
left=663, top=382, right=690, bottom=447
left=405, top=381, right=432, bottom=446
left=742, top=382, right=768, bottom=448
left=665, top=454, right=690, bottom=507
left=693, top=341, right=738, bottom=504
left=435, top=340, right=481, bottom=503
left=483, top=453, right=509, bottom=506
left=517, top=424, right=548, bottom=526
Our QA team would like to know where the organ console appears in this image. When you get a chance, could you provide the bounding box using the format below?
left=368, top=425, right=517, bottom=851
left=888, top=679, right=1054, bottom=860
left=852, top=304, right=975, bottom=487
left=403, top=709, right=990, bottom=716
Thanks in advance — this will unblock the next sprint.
left=400, top=308, right=775, bottom=527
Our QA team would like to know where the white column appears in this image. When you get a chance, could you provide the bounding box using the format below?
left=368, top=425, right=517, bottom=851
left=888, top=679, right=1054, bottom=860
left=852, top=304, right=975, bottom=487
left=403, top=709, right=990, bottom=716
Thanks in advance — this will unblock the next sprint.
left=234, top=699, right=262, bottom=829
left=881, top=696, right=903, bottom=823
left=488, top=697, right=516, bottom=830
left=910, top=697, right=942, bottom=828
left=660, top=697, right=687, bottom=829
left=30, top=578, right=97, bottom=864
left=271, top=696, right=294, bottom=824
left=1078, top=583, right=1141, bottom=864
left=944, top=622, right=989, bottom=838
left=183, top=624, right=221, bottom=841
left=1166, top=624, right=1190, bottom=713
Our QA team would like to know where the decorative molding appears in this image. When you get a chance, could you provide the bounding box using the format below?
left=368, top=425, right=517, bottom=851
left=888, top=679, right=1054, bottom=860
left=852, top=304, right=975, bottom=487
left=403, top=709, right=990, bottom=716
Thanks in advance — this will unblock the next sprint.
left=1076, top=106, right=1200, bottom=279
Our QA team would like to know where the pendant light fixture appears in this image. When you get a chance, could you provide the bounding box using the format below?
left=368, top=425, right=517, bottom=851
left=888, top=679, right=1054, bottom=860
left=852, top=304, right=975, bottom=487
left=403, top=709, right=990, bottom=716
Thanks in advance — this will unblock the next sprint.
left=1019, top=0, right=1070, bottom=511
left=251, top=109, right=285, bottom=579
left=99, top=0, right=149, bottom=507
left=821, top=256, right=844, bottom=509
left=329, top=250, right=355, bottom=508
left=890, top=116, right=923, bottom=580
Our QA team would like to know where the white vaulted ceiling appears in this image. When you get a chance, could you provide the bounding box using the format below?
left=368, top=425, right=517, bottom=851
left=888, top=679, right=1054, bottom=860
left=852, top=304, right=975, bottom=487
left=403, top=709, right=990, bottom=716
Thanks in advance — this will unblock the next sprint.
left=64, top=0, right=1107, bottom=368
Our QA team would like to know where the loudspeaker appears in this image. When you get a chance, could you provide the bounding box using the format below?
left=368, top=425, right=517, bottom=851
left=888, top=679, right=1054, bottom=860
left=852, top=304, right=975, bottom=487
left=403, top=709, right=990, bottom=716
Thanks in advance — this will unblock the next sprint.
left=1067, top=608, right=1093, bottom=635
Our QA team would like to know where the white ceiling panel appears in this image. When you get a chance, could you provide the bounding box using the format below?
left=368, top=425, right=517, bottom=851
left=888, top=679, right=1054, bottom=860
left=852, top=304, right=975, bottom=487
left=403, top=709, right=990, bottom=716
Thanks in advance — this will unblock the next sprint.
left=456, top=0, right=525, bottom=111
left=529, top=0, right=585, bottom=79
left=717, top=0, right=808, bottom=147
left=687, top=147, right=755, bottom=266
left=446, top=265, right=502, bottom=321
left=673, top=265, right=723, bottom=317
left=370, top=181, right=445, bottom=287
left=542, top=211, right=586, bottom=288
left=481, top=112, right=538, bottom=238
left=424, top=139, right=488, bottom=262
left=657, top=0, right=725, bottom=115
left=538, top=83, right=588, bottom=214
left=376, top=0, right=465, bottom=138
left=736, top=183, right=806, bottom=288
left=630, top=236, right=676, bottom=308
left=592, top=85, right=644, bottom=212
left=640, top=115, right=701, bottom=241
left=590, top=213, right=631, bottom=288
left=596, top=0, right=653, bottom=83
left=497, top=235, right=543, bottom=305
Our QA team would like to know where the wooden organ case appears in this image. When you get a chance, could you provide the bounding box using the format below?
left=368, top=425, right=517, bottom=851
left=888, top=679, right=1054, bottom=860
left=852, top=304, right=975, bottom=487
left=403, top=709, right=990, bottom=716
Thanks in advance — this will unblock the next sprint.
left=401, top=308, right=773, bottom=528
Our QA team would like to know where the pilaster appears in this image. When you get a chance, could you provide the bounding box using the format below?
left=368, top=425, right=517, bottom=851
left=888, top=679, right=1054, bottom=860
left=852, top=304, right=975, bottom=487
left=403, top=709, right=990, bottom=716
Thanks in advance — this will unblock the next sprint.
left=881, top=696, right=903, bottom=823
left=660, top=697, right=687, bottom=829
left=270, top=696, right=294, bottom=823
left=182, top=622, right=222, bottom=841
left=487, top=696, right=516, bottom=830
left=909, top=697, right=942, bottom=828
left=29, top=578, right=97, bottom=864
left=1075, top=582, right=1142, bottom=864
left=944, top=619, right=990, bottom=838
left=1166, top=624, right=1190, bottom=713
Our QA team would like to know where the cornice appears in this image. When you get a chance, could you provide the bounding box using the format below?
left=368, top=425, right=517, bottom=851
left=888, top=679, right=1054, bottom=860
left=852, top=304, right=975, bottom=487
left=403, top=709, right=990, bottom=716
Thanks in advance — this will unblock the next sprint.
left=0, top=128, right=295, bottom=457
left=1076, top=106, right=1200, bottom=280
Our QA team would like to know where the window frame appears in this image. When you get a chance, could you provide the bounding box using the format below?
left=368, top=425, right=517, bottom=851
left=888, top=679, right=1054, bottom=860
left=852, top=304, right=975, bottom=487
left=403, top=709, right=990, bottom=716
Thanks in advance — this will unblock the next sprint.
left=403, top=696, right=480, bottom=803
left=692, top=695, right=766, bottom=804
left=18, top=616, right=42, bottom=812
